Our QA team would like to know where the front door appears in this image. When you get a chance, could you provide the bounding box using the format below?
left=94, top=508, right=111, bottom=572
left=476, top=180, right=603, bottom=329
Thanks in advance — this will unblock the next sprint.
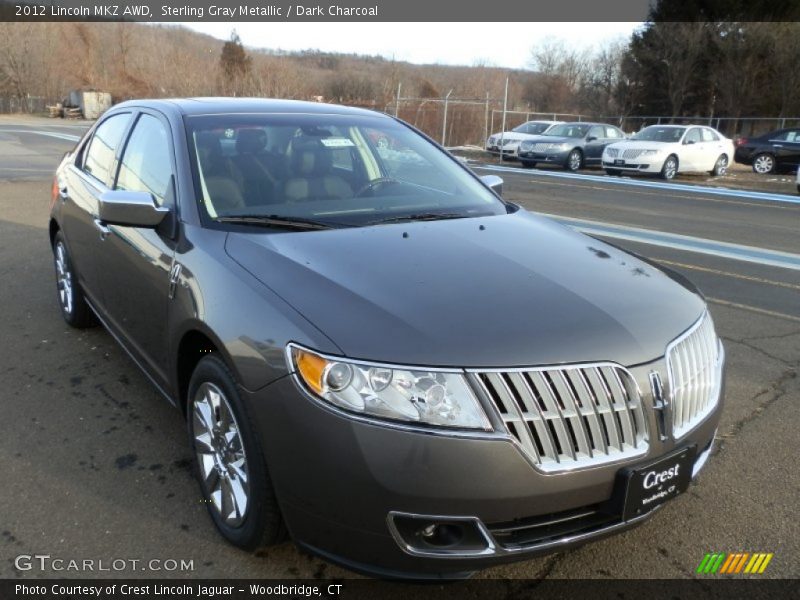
left=94, top=111, right=178, bottom=389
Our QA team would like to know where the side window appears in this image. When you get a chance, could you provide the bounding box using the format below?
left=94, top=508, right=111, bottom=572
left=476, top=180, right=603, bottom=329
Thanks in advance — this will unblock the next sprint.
left=588, top=126, right=604, bottom=140
left=769, top=131, right=789, bottom=142
left=685, top=128, right=702, bottom=144
left=701, top=128, right=719, bottom=142
left=785, top=131, right=799, bottom=142
left=605, top=126, right=623, bottom=139
left=83, top=113, right=130, bottom=187
left=116, top=114, right=174, bottom=206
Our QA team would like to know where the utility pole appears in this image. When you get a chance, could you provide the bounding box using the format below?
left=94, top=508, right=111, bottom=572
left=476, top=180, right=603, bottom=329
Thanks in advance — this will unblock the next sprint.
left=395, top=82, right=402, bottom=117
left=499, top=76, right=509, bottom=155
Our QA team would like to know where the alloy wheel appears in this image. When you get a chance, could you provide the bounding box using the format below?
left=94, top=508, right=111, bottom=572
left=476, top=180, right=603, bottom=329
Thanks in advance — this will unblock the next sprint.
left=662, top=157, right=677, bottom=180
left=55, top=241, right=73, bottom=315
left=192, top=382, right=250, bottom=528
left=753, top=154, right=774, bottom=174
left=567, top=150, right=582, bottom=171
left=715, top=155, right=728, bottom=176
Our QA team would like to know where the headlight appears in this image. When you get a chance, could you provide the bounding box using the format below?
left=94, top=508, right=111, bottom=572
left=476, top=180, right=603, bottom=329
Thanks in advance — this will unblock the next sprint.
left=548, top=142, right=569, bottom=151
left=519, top=141, right=532, bottom=150
left=605, top=148, right=619, bottom=158
left=290, top=346, right=492, bottom=430
left=640, top=149, right=659, bottom=156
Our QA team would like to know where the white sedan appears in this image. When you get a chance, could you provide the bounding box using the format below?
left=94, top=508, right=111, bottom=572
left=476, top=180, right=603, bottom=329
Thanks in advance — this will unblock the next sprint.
left=486, top=120, right=561, bottom=160
left=602, top=125, right=734, bottom=180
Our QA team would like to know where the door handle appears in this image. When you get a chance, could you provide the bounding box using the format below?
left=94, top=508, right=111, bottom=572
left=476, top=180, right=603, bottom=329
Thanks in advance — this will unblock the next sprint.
left=93, top=219, right=111, bottom=240
left=773, top=144, right=783, bottom=148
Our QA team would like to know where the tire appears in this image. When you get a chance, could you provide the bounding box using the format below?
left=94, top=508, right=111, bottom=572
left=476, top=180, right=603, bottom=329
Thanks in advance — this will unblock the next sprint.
left=660, top=155, right=678, bottom=180
left=520, top=160, right=536, bottom=169
left=188, top=354, right=286, bottom=550
left=752, top=153, right=775, bottom=174
left=710, top=154, right=728, bottom=177
left=52, top=231, right=96, bottom=328
left=605, top=169, right=622, bottom=176
left=565, top=149, right=583, bottom=172
left=796, top=184, right=800, bottom=195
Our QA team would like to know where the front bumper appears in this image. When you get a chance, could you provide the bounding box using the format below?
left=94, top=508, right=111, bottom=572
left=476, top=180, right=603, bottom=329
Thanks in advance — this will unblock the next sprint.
left=603, top=159, right=658, bottom=173
left=246, top=356, right=724, bottom=578
left=518, top=149, right=570, bottom=164
left=486, top=144, right=519, bottom=157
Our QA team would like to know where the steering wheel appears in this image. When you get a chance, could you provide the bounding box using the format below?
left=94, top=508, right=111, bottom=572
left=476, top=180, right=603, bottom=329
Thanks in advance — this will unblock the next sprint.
left=355, top=177, right=401, bottom=197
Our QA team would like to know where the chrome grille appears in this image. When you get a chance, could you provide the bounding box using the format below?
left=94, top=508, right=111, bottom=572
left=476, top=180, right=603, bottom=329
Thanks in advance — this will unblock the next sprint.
left=530, top=143, right=550, bottom=152
left=623, top=148, right=645, bottom=159
left=474, top=364, right=648, bottom=471
left=667, top=312, right=722, bottom=438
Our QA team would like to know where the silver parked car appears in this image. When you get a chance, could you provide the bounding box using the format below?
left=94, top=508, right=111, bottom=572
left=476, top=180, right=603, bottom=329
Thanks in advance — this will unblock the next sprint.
left=486, top=120, right=562, bottom=160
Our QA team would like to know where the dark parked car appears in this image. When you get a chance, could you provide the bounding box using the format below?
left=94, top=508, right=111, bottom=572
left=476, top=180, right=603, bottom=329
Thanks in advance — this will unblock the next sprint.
left=517, top=122, right=626, bottom=171
left=50, top=98, right=724, bottom=579
left=734, top=128, right=800, bottom=174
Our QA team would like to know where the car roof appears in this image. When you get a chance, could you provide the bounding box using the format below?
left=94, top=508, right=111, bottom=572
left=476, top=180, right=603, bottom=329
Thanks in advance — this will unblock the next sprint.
left=111, top=97, right=387, bottom=119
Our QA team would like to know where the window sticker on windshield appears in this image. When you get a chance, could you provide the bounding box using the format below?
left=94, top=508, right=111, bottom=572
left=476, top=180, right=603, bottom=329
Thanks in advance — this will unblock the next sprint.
left=320, top=138, right=355, bottom=147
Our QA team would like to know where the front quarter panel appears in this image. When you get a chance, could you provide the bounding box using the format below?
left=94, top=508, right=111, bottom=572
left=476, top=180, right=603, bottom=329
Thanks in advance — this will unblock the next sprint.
left=169, top=224, right=343, bottom=394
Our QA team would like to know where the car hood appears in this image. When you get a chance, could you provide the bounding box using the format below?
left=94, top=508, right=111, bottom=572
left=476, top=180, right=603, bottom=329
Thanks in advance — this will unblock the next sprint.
left=606, top=140, right=676, bottom=152
left=489, top=132, right=528, bottom=142
left=225, top=211, right=705, bottom=368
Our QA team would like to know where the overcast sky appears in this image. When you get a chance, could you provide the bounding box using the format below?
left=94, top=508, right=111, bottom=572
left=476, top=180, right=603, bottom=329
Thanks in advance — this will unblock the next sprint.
left=182, top=22, right=642, bottom=69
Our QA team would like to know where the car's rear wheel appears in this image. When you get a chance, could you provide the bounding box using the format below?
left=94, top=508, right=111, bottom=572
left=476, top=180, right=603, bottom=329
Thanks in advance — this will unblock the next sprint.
left=520, top=160, right=536, bottom=168
left=710, top=154, right=728, bottom=176
left=188, top=354, right=286, bottom=550
left=660, top=155, right=678, bottom=180
left=605, top=169, right=622, bottom=176
left=752, top=153, right=775, bottom=174
left=52, top=231, right=96, bottom=328
left=565, top=149, right=583, bottom=171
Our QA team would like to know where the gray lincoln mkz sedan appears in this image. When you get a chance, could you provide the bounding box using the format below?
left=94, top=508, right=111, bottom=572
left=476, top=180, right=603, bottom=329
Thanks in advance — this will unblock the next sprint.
left=50, top=98, right=724, bottom=579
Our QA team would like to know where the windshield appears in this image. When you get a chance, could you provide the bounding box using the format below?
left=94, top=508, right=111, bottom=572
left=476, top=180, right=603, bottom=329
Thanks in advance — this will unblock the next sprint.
left=543, top=123, right=589, bottom=138
left=512, top=122, right=552, bottom=135
left=632, top=126, right=686, bottom=142
left=186, top=113, right=507, bottom=228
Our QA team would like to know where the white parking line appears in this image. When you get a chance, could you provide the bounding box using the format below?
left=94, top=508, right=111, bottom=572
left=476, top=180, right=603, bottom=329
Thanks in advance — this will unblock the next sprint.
left=543, top=212, right=800, bottom=271
left=474, top=163, right=800, bottom=206
left=0, top=128, right=81, bottom=142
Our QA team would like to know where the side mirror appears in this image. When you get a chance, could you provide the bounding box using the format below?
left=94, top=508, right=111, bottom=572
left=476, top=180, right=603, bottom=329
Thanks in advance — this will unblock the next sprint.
left=586, top=136, right=598, bottom=142
left=684, top=139, right=696, bottom=145
left=98, top=190, right=169, bottom=227
left=480, top=175, right=503, bottom=196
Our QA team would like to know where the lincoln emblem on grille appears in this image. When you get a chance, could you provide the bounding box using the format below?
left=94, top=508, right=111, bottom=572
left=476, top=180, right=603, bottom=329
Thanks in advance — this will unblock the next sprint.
left=649, top=371, right=669, bottom=441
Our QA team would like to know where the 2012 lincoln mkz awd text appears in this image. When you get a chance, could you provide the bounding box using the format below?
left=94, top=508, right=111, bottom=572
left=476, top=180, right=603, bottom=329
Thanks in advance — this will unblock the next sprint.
left=49, top=98, right=725, bottom=579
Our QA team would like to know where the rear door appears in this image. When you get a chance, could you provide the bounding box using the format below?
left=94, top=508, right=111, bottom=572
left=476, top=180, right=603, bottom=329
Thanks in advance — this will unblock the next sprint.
left=61, top=112, right=132, bottom=308
left=700, top=127, right=727, bottom=171
left=94, top=110, right=178, bottom=389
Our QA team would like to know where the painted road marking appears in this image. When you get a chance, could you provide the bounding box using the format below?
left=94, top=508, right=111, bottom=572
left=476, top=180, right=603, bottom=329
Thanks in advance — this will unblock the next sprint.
left=475, top=163, right=800, bottom=206
left=515, top=176, right=799, bottom=212
left=0, top=128, right=81, bottom=142
left=542, top=212, right=800, bottom=271
left=653, top=259, right=800, bottom=291
left=708, top=298, right=800, bottom=324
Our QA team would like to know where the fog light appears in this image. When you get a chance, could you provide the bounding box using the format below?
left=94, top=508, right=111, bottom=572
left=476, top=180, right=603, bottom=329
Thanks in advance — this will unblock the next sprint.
left=418, top=523, right=464, bottom=547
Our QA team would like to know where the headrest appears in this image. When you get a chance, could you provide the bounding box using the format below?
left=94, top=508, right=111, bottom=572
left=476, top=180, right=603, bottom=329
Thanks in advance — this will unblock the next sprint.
left=289, top=138, right=332, bottom=177
left=196, top=132, right=222, bottom=160
left=236, top=128, right=268, bottom=154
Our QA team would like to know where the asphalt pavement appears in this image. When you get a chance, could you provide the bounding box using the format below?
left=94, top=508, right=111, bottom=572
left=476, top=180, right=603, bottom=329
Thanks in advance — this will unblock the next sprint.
left=0, top=117, right=797, bottom=584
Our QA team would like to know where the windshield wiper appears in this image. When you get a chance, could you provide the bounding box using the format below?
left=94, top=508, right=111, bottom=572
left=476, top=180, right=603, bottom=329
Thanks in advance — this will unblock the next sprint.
left=366, top=212, right=471, bottom=225
left=215, top=215, right=336, bottom=230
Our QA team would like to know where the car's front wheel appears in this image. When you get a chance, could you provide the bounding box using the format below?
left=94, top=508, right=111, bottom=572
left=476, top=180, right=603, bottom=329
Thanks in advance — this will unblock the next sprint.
left=752, top=153, right=775, bottom=174
left=710, top=154, right=728, bottom=176
left=565, top=149, right=583, bottom=171
left=52, top=231, right=96, bottom=328
left=660, top=155, right=678, bottom=180
left=188, top=354, right=286, bottom=550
